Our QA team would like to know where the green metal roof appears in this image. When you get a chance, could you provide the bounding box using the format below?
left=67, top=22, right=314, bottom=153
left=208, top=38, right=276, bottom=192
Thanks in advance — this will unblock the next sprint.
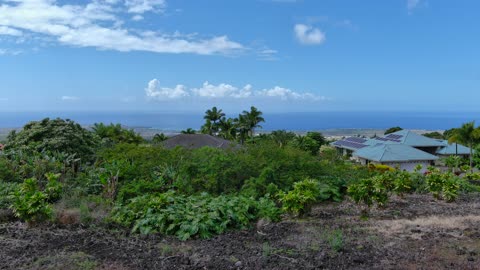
left=436, top=140, right=471, bottom=155
left=354, top=144, right=439, bottom=162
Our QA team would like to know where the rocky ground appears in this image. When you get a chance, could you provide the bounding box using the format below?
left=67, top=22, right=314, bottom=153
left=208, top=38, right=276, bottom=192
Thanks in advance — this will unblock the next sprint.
left=1, top=193, right=479, bottom=270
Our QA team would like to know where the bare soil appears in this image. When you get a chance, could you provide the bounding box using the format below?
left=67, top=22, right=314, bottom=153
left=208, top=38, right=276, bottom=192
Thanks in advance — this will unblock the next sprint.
left=1, top=194, right=480, bottom=270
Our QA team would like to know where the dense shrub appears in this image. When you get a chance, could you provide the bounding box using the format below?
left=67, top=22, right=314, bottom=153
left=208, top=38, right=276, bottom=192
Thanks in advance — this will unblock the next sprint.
left=277, top=178, right=322, bottom=216
left=425, top=168, right=460, bottom=202
left=0, top=181, right=19, bottom=209
left=348, top=177, right=385, bottom=210
left=111, top=191, right=281, bottom=240
left=10, top=174, right=63, bottom=224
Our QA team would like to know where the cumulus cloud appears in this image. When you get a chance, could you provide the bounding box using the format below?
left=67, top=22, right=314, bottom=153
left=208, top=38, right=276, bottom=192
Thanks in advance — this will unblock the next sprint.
left=191, top=82, right=253, bottom=98
left=145, top=79, right=190, bottom=100
left=294, top=24, right=326, bottom=45
left=0, top=0, right=243, bottom=55
left=61, top=96, right=79, bottom=101
left=145, top=79, right=326, bottom=102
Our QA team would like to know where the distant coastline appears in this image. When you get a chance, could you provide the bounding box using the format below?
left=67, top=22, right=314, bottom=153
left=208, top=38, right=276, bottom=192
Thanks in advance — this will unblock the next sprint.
left=0, top=111, right=476, bottom=141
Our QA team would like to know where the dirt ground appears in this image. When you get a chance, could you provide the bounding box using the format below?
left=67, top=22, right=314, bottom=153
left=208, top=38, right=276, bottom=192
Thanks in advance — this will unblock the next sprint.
left=1, top=194, right=480, bottom=270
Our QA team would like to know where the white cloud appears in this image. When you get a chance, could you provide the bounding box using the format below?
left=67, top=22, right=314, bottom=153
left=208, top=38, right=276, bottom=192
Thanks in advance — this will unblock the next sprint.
left=0, top=0, right=244, bottom=55
left=257, top=86, right=327, bottom=101
left=294, top=24, right=326, bottom=45
left=145, top=79, right=326, bottom=102
left=257, top=48, right=278, bottom=61
left=0, top=26, right=22, bottom=36
left=407, top=0, right=420, bottom=11
left=61, top=96, right=79, bottom=101
left=191, top=81, right=253, bottom=98
left=145, top=79, right=189, bottom=100
left=125, top=0, right=166, bottom=14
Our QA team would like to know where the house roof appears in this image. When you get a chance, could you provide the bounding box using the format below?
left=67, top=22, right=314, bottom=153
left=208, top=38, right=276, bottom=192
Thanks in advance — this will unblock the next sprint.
left=162, top=134, right=236, bottom=150
left=436, top=140, right=471, bottom=155
left=379, top=130, right=445, bottom=147
left=354, top=144, right=439, bottom=162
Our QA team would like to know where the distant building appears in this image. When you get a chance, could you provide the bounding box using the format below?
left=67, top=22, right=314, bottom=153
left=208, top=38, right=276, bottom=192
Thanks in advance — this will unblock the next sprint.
left=0, top=144, right=4, bottom=152
left=162, top=134, right=236, bottom=150
left=331, top=130, right=471, bottom=172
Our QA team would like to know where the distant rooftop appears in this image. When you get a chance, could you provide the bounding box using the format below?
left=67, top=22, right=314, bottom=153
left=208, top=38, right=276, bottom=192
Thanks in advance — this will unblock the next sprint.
left=354, top=144, right=439, bottom=162
left=385, top=130, right=445, bottom=147
left=162, top=134, right=236, bottom=150
left=435, top=140, right=471, bottom=155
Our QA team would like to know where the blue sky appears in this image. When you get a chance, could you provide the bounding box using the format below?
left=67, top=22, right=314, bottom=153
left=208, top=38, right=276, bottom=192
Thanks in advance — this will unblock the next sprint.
left=0, top=0, right=479, bottom=113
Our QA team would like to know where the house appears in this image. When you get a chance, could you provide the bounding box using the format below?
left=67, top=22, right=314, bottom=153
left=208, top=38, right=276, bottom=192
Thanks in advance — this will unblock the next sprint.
left=0, top=144, right=4, bottom=153
left=162, top=134, right=236, bottom=150
left=354, top=144, right=438, bottom=172
left=331, top=130, right=472, bottom=172
left=435, top=140, right=471, bottom=158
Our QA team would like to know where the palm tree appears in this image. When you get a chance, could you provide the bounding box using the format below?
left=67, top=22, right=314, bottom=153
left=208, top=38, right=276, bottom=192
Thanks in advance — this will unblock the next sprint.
left=242, top=106, right=265, bottom=142
left=203, top=107, right=225, bottom=134
left=234, top=115, right=250, bottom=145
left=448, top=121, right=479, bottom=172
left=201, top=119, right=213, bottom=135
left=181, top=128, right=196, bottom=134
left=218, top=117, right=236, bottom=140
left=152, top=133, right=167, bottom=144
left=270, top=130, right=296, bottom=147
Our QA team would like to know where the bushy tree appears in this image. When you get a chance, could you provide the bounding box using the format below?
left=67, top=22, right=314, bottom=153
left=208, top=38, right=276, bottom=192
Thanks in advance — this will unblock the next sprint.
left=92, top=123, right=144, bottom=145
left=5, top=118, right=98, bottom=161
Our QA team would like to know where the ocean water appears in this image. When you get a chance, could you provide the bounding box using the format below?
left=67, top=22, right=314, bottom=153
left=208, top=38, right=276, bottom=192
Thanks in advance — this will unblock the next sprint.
left=0, top=111, right=479, bottom=131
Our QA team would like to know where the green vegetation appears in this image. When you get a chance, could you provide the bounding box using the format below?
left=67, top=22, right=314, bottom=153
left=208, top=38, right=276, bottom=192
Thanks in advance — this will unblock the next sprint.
left=10, top=173, right=62, bottom=224
left=92, top=123, right=144, bottom=145
left=111, top=191, right=280, bottom=240
left=384, top=126, right=403, bottom=135
left=5, top=118, right=97, bottom=161
left=0, top=112, right=479, bottom=240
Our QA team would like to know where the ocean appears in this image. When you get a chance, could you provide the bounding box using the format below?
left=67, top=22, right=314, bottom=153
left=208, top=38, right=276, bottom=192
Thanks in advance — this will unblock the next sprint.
left=0, top=111, right=479, bottom=131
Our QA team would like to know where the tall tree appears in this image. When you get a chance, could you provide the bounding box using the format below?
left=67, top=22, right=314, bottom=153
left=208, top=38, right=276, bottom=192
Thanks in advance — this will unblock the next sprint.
left=203, top=107, right=225, bottom=134
left=242, top=106, right=265, bottom=142
left=448, top=121, right=479, bottom=172
left=235, top=115, right=250, bottom=145
left=200, top=120, right=213, bottom=135
left=218, top=117, right=236, bottom=140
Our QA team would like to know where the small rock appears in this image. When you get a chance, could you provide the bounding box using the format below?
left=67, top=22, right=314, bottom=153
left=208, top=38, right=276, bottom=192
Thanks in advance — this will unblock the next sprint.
left=235, top=261, right=243, bottom=267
